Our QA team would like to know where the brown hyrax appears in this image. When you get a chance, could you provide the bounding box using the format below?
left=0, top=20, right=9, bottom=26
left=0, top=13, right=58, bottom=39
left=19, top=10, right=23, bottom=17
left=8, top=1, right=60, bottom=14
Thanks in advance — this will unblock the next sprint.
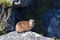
left=16, top=19, right=35, bottom=33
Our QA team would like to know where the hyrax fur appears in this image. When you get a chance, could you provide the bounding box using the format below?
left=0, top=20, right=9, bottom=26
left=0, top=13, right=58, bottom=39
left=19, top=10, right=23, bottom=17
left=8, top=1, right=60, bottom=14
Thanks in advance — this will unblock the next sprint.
left=16, top=19, right=35, bottom=33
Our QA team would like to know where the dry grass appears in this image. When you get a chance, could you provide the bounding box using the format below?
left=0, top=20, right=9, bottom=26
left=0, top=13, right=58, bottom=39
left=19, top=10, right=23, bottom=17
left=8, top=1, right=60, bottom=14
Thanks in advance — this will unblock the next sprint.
left=0, top=4, right=11, bottom=34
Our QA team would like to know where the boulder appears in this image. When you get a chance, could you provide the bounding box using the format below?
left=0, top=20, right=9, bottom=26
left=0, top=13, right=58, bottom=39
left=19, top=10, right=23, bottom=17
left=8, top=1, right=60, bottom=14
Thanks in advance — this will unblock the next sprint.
left=42, top=9, right=60, bottom=38
left=0, top=31, right=53, bottom=40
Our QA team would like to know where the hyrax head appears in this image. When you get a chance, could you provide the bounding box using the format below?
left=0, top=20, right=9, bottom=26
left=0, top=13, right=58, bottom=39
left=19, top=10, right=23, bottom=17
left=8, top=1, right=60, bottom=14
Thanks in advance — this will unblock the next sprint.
left=29, top=19, right=35, bottom=29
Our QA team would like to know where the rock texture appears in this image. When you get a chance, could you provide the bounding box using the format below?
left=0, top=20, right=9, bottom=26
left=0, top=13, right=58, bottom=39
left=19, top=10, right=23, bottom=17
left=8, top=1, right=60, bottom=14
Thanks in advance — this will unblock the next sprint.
left=0, top=31, right=53, bottom=40
left=42, top=9, right=60, bottom=38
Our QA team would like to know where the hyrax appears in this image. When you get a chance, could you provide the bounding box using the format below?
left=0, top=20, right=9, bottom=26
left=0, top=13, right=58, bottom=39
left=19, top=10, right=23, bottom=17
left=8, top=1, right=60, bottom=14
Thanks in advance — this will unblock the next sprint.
left=16, top=19, right=35, bottom=33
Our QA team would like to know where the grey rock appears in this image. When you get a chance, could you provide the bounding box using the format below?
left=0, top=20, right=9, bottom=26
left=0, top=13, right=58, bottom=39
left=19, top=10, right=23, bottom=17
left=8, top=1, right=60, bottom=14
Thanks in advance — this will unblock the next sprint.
left=47, top=13, right=60, bottom=38
left=0, top=31, right=53, bottom=40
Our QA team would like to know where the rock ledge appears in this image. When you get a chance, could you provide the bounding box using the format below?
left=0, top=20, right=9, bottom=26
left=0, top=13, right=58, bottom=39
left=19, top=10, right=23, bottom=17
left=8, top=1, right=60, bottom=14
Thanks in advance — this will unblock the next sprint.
left=0, top=31, right=53, bottom=40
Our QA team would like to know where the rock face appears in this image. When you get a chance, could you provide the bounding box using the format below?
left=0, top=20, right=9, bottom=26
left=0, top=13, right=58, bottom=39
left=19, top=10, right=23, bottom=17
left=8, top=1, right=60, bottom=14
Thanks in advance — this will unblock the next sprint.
left=47, top=12, right=60, bottom=38
left=42, top=9, right=60, bottom=38
left=0, top=31, right=53, bottom=40
left=42, top=9, right=56, bottom=36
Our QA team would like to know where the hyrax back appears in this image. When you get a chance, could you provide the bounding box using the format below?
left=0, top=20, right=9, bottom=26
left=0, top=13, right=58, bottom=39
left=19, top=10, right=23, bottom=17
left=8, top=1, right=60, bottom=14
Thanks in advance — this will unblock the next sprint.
left=16, top=19, right=35, bottom=33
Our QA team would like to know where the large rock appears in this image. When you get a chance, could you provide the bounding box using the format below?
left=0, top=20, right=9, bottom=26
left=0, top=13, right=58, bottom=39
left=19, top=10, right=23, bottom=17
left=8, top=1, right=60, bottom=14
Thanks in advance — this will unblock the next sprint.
left=42, top=9, right=56, bottom=36
left=42, top=9, right=60, bottom=38
left=47, top=10, right=60, bottom=38
left=0, top=31, right=53, bottom=40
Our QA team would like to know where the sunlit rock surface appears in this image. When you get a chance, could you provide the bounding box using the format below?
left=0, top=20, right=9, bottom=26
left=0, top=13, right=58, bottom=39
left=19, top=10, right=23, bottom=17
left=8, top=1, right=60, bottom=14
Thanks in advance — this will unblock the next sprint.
left=0, top=31, right=53, bottom=40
